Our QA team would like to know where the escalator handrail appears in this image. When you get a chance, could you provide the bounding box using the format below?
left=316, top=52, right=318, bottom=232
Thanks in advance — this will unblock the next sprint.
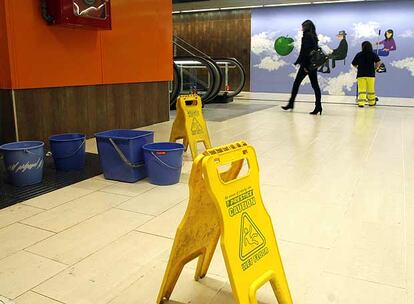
left=213, top=57, right=247, bottom=98
left=170, top=63, right=181, bottom=106
left=173, top=36, right=211, bottom=59
left=173, top=55, right=218, bottom=103
left=201, top=57, right=223, bottom=104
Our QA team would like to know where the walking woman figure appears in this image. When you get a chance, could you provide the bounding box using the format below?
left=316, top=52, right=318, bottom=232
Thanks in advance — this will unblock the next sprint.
left=282, top=20, right=322, bottom=115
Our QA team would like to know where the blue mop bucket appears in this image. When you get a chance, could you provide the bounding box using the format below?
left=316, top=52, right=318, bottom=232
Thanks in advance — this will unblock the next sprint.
left=0, top=141, right=44, bottom=187
left=95, top=129, right=154, bottom=183
left=143, top=142, right=184, bottom=186
left=49, top=133, right=86, bottom=171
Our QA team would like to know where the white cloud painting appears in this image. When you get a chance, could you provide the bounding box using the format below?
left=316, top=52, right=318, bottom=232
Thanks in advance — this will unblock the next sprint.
left=255, top=55, right=288, bottom=72
left=391, top=57, right=414, bottom=76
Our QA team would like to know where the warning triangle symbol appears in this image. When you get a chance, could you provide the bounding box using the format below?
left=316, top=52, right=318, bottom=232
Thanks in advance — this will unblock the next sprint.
left=191, top=118, right=203, bottom=134
left=239, top=213, right=266, bottom=261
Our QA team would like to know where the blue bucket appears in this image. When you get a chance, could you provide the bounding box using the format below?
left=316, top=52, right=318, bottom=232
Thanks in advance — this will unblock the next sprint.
left=0, top=141, right=44, bottom=187
left=95, top=129, right=154, bottom=183
left=143, top=142, right=184, bottom=186
left=49, top=133, right=86, bottom=171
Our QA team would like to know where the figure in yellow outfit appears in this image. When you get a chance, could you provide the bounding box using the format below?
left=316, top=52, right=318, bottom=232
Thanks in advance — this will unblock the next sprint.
left=352, top=41, right=382, bottom=108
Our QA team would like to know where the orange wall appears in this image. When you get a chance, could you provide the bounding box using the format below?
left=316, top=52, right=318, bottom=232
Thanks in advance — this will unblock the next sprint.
left=0, top=0, right=172, bottom=89
left=0, top=0, right=12, bottom=88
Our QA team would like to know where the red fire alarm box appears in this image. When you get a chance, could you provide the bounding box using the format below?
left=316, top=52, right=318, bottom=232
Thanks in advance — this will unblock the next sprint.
left=44, top=0, right=112, bottom=30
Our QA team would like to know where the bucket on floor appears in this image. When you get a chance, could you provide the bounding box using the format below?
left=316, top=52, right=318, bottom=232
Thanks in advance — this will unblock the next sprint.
left=143, top=142, right=184, bottom=186
left=95, top=129, right=154, bottom=183
left=0, top=141, right=44, bottom=187
left=49, top=133, right=86, bottom=171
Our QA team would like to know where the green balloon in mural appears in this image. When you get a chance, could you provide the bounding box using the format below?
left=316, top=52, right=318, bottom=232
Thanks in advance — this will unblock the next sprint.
left=274, top=36, right=295, bottom=56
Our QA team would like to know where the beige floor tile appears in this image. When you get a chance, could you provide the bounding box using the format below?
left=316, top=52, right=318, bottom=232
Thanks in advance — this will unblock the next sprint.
left=0, top=296, right=14, bottom=304
left=325, top=220, right=404, bottom=287
left=14, top=291, right=61, bottom=304
left=301, top=171, right=358, bottom=205
left=0, top=251, right=66, bottom=299
left=70, top=178, right=114, bottom=191
left=408, top=204, right=414, bottom=245
left=405, top=163, right=414, bottom=181
left=117, top=184, right=188, bottom=216
left=92, top=174, right=111, bottom=182
left=26, top=209, right=153, bottom=265
left=305, top=272, right=406, bottom=304
left=266, top=197, right=347, bottom=248
left=22, top=186, right=95, bottom=210
left=406, top=185, right=414, bottom=207
left=100, top=181, right=155, bottom=197
left=276, top=241, right=329, bottom=303
left=108, top=261, right=225, bottom=304
left=346, top=190, right=404, bottom=226
left=358, top=172, right=405, bottom=195
left=85, top=138, right=98, bottom=154
left=363, top=158, right=404, bottom=177
left=35, top=232, right=172, bottom=304
left=405, top=175, right=414, bottom=192
left=0, top=223, right=54, bottom=260
left=137, top=201, right=187, bottom=239
left=21, top=192, right=131, bottom=233
left=261, top=164, right=316, bottom=191
left=408, top=245, right=414, bottom=304
left=0, top=205, right=43, bottom=229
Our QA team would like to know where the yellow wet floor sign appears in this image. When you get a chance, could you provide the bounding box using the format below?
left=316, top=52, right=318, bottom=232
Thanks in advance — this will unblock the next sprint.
left=157, top=142, right=293, bottom=304
left=170, top=94, right=212, bottom=159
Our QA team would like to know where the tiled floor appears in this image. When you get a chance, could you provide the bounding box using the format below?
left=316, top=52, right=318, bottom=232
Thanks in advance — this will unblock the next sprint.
left=0, top=95, right=413, bottom=303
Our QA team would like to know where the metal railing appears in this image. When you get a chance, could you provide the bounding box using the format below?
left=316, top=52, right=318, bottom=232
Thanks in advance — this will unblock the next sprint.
left=170, top=36, right=246, bottom=109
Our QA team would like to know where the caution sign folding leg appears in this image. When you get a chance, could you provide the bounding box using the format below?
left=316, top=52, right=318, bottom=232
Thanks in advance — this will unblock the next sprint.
left=157, top=141, right=293, bottom=304
left=170, top=94, right=212, bottom=160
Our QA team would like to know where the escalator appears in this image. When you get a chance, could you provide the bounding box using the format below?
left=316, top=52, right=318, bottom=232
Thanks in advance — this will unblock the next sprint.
left=214, top=57, right=246, bottom=101
left=169, top=36, right=246, bottom=109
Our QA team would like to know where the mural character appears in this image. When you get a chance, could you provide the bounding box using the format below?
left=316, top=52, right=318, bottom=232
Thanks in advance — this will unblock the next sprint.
left=377, top=29, right=397, bottom=57
left=319, top=30, right=348, bottom=73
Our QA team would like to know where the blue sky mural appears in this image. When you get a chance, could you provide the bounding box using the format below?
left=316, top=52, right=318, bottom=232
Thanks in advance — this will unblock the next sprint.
left=251, top=0, right=414, bottom=98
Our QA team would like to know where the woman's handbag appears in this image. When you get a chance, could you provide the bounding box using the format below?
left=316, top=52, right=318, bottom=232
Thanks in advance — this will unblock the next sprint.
left=308, top=48, right=329, bottom=70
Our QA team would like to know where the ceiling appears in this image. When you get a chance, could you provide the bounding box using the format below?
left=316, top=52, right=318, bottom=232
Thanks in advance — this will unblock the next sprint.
left=173, top=0, right=385, bottom=11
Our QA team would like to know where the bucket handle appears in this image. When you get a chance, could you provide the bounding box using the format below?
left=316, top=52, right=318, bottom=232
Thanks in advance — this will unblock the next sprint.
left=0, top=149, right=43, bottom=159
left=109, top=138, right=145, bottom=169
left=50, top=139, right=86, bottom=159
left=150, top=151, right=182, bottom=171
left=23, top=149, right=44, bottom=157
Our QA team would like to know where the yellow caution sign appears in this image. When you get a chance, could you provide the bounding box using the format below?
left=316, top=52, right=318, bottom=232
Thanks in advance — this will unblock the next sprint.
left=170, top=94, right=212, bottom=159
left=157, top=142, right=293, bottom=304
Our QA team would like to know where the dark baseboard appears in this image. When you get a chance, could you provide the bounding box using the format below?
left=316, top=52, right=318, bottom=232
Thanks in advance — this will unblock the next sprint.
left=0, top=89, right=16, bottom=144
left=10, top=81, right=170, bottom=144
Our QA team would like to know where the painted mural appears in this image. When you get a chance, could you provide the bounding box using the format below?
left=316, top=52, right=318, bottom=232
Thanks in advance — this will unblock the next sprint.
left=251, top=1, right=414, bottom=98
